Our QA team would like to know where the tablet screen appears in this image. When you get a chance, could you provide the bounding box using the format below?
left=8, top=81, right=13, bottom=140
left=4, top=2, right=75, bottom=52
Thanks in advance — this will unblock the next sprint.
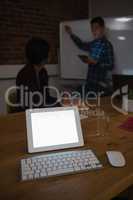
left=26, top=107, right=84, bottom=153
left=31, top=109, right=79, bottom=148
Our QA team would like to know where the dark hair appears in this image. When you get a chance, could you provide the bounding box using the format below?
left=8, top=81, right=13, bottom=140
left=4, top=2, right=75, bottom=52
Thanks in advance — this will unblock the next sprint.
left=25, top=37, right=49, bottom=64
left=90, top=16, right=105, bottom=27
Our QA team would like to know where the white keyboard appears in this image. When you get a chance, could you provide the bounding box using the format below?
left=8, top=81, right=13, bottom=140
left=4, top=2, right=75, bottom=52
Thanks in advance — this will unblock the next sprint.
left=21, top=149, right=103, bottom=181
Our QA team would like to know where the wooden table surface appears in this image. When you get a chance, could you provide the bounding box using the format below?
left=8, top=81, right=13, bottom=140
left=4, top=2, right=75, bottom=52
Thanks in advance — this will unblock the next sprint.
left=1, top=102, right=133, bottom=200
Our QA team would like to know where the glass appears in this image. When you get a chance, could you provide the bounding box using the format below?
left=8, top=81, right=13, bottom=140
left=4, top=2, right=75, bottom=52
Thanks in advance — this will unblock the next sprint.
left=84, top=105, right=111, bottom=137
left=96, top=111, right=110, bottom=137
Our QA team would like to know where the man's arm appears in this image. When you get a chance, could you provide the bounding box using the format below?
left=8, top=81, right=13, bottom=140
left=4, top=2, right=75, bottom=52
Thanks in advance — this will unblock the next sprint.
left=70, top=34, right=90, bottom=51
left=65, top=25, right=89, bottom=52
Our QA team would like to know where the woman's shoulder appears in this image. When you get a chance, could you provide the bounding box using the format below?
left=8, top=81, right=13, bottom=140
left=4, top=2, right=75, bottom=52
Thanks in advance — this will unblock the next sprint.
left=40, top=67, right=48, bottom=77
left=16, top=64, right=33, bottom=84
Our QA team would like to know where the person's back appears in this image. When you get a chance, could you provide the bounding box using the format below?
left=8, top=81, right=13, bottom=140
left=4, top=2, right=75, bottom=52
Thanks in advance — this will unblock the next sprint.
left=16, top=64, right=49, bottom=110
left=16, top=37, right=59, bottom=111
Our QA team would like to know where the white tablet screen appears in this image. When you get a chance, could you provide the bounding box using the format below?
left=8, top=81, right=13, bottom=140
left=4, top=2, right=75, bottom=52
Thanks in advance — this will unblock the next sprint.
left=31, top=109, right=79, bottom=148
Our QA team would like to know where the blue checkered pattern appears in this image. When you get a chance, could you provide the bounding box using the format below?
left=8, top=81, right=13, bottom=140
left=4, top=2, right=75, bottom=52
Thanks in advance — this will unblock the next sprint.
left=71, top=34, right=114, bottom=92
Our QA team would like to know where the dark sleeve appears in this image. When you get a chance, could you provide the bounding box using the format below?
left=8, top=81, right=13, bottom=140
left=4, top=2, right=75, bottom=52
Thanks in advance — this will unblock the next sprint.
left=16, top=72, right=28, bottom=112
left=45, top=73, right=50, bottom=99
left=70, top=33, right=90, bottom=51
left=41, top=69, right=50, bottom=99
left=16, top=73, right=21, bottom=104
left=16, top=72, right=26, bottom=112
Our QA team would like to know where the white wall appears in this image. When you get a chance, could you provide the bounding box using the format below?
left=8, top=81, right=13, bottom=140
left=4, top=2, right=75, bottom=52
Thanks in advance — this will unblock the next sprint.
left=0, top=64, right=60, bottom=115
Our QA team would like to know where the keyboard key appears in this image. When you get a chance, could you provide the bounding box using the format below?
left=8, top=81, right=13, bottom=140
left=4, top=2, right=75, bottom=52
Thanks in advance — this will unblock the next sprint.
left=47, top=168, right=74, bottom=176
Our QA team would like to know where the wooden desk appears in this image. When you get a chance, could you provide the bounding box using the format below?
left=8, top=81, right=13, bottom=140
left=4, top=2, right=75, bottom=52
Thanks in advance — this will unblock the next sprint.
left=1, top=105, right=133, bottom=200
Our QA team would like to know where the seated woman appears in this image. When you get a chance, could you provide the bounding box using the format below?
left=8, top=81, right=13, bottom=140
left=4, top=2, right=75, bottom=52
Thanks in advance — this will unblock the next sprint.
left=16, top=37, right=60, bottom=111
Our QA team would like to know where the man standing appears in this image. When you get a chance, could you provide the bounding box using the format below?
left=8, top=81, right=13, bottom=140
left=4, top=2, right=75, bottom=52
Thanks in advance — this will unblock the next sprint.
left=65, top=16, right=114, bottom=96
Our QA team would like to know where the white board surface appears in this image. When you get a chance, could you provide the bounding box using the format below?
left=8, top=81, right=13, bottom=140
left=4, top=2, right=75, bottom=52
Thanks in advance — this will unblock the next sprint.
left=60, top=17, right=133, bottom=79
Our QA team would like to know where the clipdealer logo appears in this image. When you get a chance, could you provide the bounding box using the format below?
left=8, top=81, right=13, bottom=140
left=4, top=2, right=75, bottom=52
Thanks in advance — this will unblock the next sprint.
left=111, top=85, right=128, bottom=115
left=5, top=85, right=129, bottom=115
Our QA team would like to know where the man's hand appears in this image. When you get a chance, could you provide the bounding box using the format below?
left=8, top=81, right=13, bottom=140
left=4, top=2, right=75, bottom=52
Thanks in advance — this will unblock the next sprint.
left=84, top=58, right=97, bottom=64
left=78, top=55, right=97, bottom=65
left=65, top=25, right=72, bottom=35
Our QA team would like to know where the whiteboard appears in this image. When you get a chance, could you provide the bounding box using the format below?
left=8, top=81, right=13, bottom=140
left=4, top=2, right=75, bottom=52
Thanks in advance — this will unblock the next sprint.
left=60, top=17, right=133, bottom=79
